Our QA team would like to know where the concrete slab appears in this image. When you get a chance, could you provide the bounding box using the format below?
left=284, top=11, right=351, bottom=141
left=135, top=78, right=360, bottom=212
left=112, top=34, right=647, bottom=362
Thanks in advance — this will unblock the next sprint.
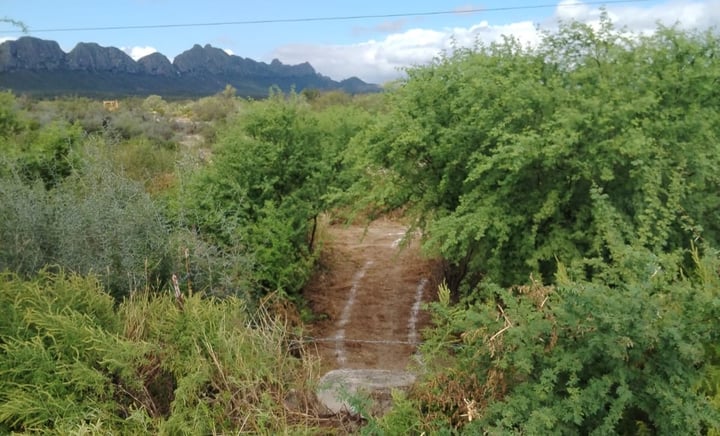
left=317, top=369, right=416, bottom=415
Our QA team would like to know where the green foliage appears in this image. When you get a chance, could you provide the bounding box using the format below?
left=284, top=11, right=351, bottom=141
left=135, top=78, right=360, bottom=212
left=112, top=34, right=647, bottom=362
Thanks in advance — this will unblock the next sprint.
left=26, top=97, right=106, bottom=134
left=105, top=104, right=176, bottom=146
left=303, top=89, right=353, bottom=110
left=356, top=20, right=720, bottom=433
left=374, top=247, right=719, bottom=434
left=1, top=92, right=84, bottom=188
left=188, top=88, right=240, bottom=122
left=361, top=390, right=427, bottom=435
left=166, top=227, right=256, bottom=300
left=15, top=121, right=84, bottom=188
left=0, top=91, right=27, bottom=138
left=315, top=102, right=374, bottom=210
left=142, top=94, right=169, bottom=116
left=0, top=272, right=325, bottom=434
left=0, top=152, right=170, bottom=299
left=51, top=155, right=171, bottom=298
left=0, top=176, right=52, bottom=275
left=357, top=17, right=720, bottom=289
left=185, top=92, right=335, bottom=297
left=108, top=137, right=177, bottom=191
left=0, top=272, right=152, bottom=433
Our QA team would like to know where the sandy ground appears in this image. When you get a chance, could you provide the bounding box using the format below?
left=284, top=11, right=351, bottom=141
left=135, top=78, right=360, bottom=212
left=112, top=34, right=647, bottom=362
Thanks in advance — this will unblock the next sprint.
left=303, top=218, right=441, bottom=373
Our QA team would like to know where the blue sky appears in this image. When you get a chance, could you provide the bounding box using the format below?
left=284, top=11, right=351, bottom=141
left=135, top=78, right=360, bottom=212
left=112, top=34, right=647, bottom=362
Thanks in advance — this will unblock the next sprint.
left=2, top=0, right=719, bottom=83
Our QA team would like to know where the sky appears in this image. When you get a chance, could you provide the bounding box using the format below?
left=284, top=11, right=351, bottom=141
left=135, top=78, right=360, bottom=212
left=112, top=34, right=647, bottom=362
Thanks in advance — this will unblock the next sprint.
left=2, top=0, right=720, bottom=84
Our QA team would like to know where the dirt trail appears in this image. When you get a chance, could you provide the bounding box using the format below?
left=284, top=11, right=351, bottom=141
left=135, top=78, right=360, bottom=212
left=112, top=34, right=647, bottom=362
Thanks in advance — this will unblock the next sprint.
left=303, top=219, right=440, bottom=372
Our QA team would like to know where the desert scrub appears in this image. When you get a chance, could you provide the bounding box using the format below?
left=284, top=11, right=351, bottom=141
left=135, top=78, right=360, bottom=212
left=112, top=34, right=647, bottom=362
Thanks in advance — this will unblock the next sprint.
left=0, top=151, right=170, bottom=300
left=0, top=271, right=327, bottom=434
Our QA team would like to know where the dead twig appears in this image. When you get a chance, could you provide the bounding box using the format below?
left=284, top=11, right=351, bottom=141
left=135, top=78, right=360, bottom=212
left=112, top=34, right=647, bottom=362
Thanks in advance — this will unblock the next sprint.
left=489, top=304, right=513, bottom=343
left=171, top=274, right=184, bottom=310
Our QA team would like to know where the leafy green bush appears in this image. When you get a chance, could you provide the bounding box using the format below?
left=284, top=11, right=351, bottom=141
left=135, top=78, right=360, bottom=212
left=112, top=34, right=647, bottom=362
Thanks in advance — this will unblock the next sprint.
left=0, top=91, right=27, bottom=138
left=1, top=92, right=84, bottom=188
left=184, top=92, right=332, bottom=297
left=188, top=86, right=240, bottom=122
left=371, top=246, right=720, bottom=434
left=356, top=17, right=720, bottom=290
left=354, top=18, right=720, bottom=434
left=15, top=121, right=84, bottom=188
left=315, top=102, right=374, bottom=211
left=0, top=272, right=152, bottom=433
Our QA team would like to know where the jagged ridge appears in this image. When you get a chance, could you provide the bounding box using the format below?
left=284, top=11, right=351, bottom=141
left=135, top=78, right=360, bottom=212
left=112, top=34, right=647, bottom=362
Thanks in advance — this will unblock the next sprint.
left=0, top=36, right=380, bottom=97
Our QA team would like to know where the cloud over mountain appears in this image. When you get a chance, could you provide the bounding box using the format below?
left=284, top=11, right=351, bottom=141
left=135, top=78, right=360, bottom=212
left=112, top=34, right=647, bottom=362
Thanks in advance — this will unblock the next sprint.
left=123, top=45, right=158, bottom=61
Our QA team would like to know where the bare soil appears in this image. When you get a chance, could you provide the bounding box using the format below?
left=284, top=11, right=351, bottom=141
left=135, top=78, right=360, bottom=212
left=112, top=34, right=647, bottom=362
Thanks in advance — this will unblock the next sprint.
left=303, top=218, right=441, bottom=373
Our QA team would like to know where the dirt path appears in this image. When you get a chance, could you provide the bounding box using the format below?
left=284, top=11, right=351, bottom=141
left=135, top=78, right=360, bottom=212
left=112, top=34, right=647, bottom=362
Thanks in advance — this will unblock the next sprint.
left=303, top=218, right=440, bottom=372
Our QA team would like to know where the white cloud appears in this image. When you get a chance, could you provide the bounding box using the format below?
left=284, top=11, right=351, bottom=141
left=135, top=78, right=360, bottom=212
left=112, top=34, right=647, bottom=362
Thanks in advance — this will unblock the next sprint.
left=0, top=36, right=17, bottom=44
left=122, top=45, right=157, bottom=60
left=223, top=48, right=234, bottom=56
left=554, top=0, right=720, bottom=31
left=271, top=0, right=720, bottom=84
left=272, top=21, right=539, bottom=84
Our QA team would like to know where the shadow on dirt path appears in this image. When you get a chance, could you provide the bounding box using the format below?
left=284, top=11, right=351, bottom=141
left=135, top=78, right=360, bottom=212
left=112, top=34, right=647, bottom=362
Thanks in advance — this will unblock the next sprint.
left=303, top=218, right=441, bottom=373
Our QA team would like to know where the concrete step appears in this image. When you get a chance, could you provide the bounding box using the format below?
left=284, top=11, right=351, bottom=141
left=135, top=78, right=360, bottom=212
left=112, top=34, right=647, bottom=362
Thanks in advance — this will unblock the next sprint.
left=317, top=368, right=416, bottom=416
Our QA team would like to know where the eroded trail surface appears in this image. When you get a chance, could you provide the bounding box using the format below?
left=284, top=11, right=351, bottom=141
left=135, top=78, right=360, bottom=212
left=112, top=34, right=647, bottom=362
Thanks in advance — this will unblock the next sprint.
left=303, top=219, right=439, bottom=372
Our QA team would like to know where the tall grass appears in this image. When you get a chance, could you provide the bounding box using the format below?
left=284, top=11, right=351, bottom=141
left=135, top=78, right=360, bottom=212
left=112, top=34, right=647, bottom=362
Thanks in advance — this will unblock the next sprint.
left=0, top=271, right=330, bottom=434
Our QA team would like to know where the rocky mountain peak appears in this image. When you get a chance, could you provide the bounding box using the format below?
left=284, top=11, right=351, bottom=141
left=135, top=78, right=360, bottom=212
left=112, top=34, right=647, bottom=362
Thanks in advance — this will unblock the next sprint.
left=67, top=42, right=140, bottom=73
left=0, top=37, right=381, bottom=97
left=137, top=52, right=175, bottom=76
left=0, top=36, right=66, bottom=72
left=173, top=44, right=233, bottom=74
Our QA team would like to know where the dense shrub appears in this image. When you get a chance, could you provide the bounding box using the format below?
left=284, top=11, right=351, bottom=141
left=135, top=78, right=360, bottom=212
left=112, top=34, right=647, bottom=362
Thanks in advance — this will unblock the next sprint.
left=0, top=272, right=324, bottom=434
left=356, top=17, right=720, bottom=434
left=14, top=121, right=84, bottom=188
left=370, top=246, right=720, bottom=434
left=184, top=92, right=332, bottom=297
left=1, top=92, right=84, bottom=188
left=167, top=227, right=256, bottom=300
left=109, top=137, right=177, bottom=190
left=0, top=91, right=27, bottom=137
left=25, top=97, right=106, bottom=134
left=0, top=154, right=169, bottom=299
left=0, top=175, right=56, bottom=275
left=355, top=17, right=720, bottom=290
left=188, top=85, right=240, bottom=122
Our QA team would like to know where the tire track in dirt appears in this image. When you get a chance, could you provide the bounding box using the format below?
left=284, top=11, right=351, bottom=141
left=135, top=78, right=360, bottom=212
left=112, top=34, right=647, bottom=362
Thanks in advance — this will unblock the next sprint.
left=334, top=260, right=374, bottom=366
left=303, top=218, right=439, bottom=372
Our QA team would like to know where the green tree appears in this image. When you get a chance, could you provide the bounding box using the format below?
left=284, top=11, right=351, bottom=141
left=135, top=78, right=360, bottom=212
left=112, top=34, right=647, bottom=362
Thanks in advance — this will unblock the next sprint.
left=356, top=17, right=720, bottom=290
left=185, top=92, right=331, bottom=297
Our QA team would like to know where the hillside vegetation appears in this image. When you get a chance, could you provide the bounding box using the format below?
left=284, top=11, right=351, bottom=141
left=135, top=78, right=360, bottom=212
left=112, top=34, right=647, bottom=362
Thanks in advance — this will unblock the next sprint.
left=0, top=16, right=719, bottom=434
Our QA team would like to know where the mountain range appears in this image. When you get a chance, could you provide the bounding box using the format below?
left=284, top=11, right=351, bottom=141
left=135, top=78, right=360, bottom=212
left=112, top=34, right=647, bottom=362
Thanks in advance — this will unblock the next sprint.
left=0, top=36, right=380, bottom=98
